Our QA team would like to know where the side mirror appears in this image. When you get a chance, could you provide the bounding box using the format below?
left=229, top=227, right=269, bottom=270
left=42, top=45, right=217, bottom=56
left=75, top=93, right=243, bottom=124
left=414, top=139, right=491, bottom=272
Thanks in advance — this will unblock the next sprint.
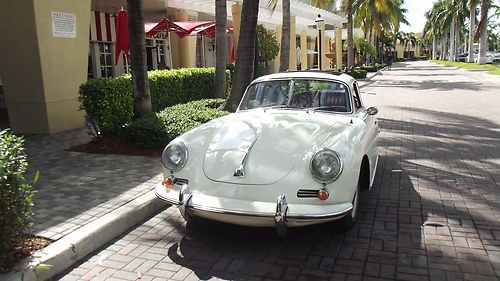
left=366, top=107, right=378, bottom=115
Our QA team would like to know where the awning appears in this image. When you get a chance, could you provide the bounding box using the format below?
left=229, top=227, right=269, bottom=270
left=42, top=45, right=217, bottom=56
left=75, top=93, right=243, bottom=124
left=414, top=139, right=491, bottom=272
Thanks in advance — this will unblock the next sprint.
left=146, top=18, right=232, bottom=39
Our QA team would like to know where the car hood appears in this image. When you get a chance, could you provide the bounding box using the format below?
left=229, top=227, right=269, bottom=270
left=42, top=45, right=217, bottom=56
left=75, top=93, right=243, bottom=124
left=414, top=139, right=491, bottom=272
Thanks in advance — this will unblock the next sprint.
left=202, top=109, right=351, bottom=185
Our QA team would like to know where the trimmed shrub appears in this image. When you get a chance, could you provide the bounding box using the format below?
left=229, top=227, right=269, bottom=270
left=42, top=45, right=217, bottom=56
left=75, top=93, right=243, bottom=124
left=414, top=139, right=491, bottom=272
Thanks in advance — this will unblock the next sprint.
left=0, top=130, right=37, bottom=269
left=360, top=65, right=378, bottom=72
left=79, top=76, right=134, bottom=133
left=120, top=99, right=230, bottom=148
left=79, top=68, right=231, bottom=134
left=118, top=114, right=170, bottom=148
left=346, top=69, right=368, bottom=79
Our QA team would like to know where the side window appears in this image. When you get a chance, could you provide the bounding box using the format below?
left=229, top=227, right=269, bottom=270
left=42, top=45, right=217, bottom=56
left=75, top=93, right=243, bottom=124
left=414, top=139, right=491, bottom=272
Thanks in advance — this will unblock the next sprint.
left=352, top=83, right=362, bottom=109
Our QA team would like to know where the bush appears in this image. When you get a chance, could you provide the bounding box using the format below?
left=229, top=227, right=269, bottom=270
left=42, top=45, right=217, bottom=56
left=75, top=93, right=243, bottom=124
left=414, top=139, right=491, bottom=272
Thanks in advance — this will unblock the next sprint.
left=120, top=99, right=230, bottom=148
left=118, top=114, right=170, bottom=148
left=0, top=130, right=37, bottom=268
left=360, top=65, right=378, bottom=72
left=345, top=69, right=368, bottom=79
left=79, top=68, right=231, bottom=134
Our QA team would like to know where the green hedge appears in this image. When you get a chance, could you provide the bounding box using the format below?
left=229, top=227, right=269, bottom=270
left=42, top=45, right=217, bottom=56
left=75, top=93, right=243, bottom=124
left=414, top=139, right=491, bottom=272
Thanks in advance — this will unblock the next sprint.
left=360, top=65, right=378, bottom=72
left=346, top=69, right=368, bottom=79
left=79, top=68, right=231, bottom=134
left=120, top=99, right=230, bottom=148
left=0, top=130, right=37, bottom=269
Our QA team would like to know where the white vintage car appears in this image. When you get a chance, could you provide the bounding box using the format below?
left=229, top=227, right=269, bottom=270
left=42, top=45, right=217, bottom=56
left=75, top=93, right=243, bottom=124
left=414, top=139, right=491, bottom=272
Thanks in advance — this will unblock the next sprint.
left=155, top=71, right=379, bottom=235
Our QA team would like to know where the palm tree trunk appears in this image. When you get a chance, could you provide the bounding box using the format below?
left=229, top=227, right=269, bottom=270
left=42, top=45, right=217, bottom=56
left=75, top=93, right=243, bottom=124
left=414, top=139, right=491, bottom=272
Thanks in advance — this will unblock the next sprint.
left=127, top=0, right=152, bottom=118
left=467, top=1, right=476, bottom=62
left=214, top=0, right=227, bottom=98
left=224, top=0, right=259, bottom=112
left=279, top=0, right=290, bottom=72
left=442, top=31, right=448, bottom=60
left=347, top=0, right=354, bottom=68
left=450, top=15, right=456, bottom=61
left=432, top=35, right=437, bottom=59
left=477, top=0, right=490, bottom=65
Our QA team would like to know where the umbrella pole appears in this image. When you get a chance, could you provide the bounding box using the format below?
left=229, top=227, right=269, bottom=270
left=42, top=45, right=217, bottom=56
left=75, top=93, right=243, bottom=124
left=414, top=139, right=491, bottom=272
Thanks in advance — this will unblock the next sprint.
left=168, top=32, right=173, bottom=69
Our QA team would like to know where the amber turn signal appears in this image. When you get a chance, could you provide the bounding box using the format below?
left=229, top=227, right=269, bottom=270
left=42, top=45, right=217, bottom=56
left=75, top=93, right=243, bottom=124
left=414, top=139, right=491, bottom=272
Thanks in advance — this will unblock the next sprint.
left=318, top=189, right=329, bottom=201
left=162, top=177, right=174, bottom=187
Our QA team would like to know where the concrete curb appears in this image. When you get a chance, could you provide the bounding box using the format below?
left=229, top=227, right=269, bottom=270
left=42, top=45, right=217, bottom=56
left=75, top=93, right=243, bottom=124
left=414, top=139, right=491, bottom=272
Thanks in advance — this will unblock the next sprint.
left=2, top=191, right=168, bottom=281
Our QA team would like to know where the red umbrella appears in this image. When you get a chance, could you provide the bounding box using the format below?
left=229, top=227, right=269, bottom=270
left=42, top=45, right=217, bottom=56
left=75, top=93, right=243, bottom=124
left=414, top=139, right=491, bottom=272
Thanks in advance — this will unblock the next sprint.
left=114, top=9, right=129, bottom=65
left=145, top=18, right=189, bottom=38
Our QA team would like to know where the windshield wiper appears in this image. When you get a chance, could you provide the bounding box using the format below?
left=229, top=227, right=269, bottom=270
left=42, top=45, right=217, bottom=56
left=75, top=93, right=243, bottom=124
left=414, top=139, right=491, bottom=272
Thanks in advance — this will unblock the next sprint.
left=312, top=106, right=345, bottom=112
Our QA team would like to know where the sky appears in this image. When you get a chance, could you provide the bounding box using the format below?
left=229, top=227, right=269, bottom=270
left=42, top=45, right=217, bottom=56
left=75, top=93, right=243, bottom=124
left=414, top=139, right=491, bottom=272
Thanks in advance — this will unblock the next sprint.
left=399, top=0, right=436, bottom=33
left=399, top=0, right=500, bottom=34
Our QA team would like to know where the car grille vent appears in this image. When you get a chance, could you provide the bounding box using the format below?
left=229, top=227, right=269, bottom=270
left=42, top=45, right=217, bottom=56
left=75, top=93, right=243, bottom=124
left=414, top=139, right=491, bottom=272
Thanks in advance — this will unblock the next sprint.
left=297, top=189, right=319, bottom=198
left=174, top=178, right=189, bottom=186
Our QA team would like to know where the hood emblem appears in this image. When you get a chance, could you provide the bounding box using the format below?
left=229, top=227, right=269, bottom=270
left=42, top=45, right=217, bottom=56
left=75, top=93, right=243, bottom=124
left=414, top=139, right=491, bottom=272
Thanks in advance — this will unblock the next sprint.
left=234, top=137, right=258, bottom=177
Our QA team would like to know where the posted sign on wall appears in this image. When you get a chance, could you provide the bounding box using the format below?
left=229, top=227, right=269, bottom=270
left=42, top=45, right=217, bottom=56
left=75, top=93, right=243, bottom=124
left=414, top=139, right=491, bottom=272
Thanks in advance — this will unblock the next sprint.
left=52, top=12, right=76, bottom=38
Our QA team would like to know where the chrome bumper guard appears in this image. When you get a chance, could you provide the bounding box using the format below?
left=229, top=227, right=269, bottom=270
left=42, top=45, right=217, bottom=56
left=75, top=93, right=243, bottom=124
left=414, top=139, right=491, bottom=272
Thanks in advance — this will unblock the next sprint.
left=155, top=184, right=351, bottom=235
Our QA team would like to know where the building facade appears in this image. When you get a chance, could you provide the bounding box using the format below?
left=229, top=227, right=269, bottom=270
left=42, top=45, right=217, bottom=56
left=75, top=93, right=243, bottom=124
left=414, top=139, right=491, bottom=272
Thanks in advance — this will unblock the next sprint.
left=0, top=0, right=345, bottom=134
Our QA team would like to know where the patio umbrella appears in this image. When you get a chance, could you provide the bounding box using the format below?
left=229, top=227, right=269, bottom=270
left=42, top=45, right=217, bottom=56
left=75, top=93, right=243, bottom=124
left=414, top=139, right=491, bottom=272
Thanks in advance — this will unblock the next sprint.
left=114, top=8, right=129, bottom=65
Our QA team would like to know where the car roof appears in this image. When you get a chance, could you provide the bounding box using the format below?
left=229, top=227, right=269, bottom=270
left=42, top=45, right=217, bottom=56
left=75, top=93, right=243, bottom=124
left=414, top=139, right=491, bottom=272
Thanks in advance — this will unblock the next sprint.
left=252, top=71, right=356, bottom=85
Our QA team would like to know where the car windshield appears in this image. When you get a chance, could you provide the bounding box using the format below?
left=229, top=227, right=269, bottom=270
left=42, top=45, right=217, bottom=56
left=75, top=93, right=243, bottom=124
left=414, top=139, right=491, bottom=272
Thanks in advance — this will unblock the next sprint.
left=239, top=79, right=351, bottom=112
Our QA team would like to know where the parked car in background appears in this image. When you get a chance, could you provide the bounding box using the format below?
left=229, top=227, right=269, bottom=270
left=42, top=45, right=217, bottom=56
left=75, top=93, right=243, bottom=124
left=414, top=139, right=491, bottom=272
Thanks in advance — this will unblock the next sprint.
left=457, top=53, right=468, bottom=62
left=155, top=71, right=380, bottom=236
left=474, top=52, right=494, bottom=64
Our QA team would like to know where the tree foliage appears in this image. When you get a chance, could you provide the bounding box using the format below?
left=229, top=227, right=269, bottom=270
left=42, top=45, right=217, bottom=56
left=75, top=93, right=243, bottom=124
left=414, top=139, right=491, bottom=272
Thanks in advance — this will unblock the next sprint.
left=257, top=25, right=280, bottom=63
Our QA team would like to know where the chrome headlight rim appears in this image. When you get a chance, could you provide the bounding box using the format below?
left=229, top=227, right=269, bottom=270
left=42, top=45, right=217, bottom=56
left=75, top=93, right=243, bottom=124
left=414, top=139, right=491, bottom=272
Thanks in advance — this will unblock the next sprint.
left=310, top=148, right=343, bottom=184
left=161, top=141, right=188, bottom=172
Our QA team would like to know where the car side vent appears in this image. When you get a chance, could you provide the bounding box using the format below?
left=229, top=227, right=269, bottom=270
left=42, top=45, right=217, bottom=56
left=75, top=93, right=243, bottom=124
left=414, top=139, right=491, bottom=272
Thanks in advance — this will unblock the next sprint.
left=174, top=178, right=189, bottom=186
left=297, top=189, right=319, bottom=198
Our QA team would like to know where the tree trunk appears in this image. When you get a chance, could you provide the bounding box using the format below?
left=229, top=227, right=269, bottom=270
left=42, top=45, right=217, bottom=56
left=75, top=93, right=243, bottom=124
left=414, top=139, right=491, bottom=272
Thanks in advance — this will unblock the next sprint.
left=432, top=35, right=437, bottom=60
left=127, top=0, right=152, bottom=118
left=279, top=0, right=290, bottom=72
left=347, top=0, right=354, bottom=68
left=477, top=0, right=490, bottom=65
left=449, top=16, right=456, bottom=61
left=214, top=0, right=227, bottom=98
left=442, top=31, right=448, bottom=60
left=224, top=0, right=259, bottom=112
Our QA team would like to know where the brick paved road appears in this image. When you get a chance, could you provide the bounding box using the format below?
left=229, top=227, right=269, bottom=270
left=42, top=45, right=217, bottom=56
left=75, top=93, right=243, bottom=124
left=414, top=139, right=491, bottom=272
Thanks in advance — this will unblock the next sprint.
left=59, top=61, right=500, bottom=281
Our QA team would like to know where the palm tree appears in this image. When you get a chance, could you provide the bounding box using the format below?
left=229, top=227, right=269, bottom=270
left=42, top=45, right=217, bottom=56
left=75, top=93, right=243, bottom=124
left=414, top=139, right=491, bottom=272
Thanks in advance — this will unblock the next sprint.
left=476, top=0, right=491, bottom=64
left=268, top=0, right=291, bottom=72
left=214, top=0, right=227, bottom=98
left=280, top=0, right=291, bottom=71
left=346, top=0, right=355, bottom=68
left=224, top=0, right=260, bottom=111
left=127, top=0, right=152, bottom=117
left=467, top=0, right=478, bottom=62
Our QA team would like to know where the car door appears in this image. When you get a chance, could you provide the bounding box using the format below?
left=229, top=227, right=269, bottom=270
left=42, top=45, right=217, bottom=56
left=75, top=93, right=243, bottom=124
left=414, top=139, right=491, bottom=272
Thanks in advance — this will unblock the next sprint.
left=353, top=82, right=379, bottom=181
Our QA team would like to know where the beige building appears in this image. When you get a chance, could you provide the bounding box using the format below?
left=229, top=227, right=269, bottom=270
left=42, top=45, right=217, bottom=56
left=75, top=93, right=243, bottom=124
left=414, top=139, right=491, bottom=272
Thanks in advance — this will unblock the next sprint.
left=0, top=0, right=345, bottom=134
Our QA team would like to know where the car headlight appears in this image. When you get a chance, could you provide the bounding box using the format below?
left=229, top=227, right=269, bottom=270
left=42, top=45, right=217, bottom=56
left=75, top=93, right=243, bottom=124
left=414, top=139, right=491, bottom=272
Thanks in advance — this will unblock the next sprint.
left=162, top=142, right=188, bottom=172
left=310, top=149, right=343, bottom=183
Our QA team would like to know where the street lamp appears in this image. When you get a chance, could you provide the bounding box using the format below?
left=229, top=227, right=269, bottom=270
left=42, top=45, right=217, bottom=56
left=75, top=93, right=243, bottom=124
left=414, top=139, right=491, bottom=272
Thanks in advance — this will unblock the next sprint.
left=315, top=14, right=325, bottom=70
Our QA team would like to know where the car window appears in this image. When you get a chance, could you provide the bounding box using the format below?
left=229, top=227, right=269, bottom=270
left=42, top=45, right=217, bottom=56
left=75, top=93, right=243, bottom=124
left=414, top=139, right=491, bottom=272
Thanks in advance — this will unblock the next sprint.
left=352, top=83, right=362, bottom=110
left=239, top=79, right=351, bottom=113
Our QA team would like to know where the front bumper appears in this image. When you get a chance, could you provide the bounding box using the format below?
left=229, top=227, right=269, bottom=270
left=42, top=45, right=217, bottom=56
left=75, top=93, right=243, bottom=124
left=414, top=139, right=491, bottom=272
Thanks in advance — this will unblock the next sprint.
left=154, top=183, right=352, bottom=229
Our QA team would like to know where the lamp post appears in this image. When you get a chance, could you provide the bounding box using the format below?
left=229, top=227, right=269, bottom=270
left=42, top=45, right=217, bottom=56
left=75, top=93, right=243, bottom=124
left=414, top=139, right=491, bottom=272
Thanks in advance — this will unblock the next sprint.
left=315, top=14, right=325, bottom=70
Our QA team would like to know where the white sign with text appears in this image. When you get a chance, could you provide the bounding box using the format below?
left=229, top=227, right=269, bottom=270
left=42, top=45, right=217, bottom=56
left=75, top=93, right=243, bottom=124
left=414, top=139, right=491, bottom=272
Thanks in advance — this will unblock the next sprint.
left=52, top=12, right=76, bottom=38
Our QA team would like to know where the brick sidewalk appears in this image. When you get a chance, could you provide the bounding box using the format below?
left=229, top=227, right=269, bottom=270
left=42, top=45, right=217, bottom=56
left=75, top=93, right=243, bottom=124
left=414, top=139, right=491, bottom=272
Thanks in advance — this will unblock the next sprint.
left=59, top=61, right=500, bottom=281
left=24, top=129, right=163, bottom=241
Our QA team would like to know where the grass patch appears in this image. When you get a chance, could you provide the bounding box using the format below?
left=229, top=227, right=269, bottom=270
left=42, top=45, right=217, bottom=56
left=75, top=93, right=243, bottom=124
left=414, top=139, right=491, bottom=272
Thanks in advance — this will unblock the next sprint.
left=432, top=60, right=500, bottom=75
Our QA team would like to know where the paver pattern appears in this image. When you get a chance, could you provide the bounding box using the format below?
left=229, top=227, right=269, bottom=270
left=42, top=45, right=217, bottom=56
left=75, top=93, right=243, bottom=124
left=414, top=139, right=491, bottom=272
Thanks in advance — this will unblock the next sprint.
left=59, top=61, right=500, bottom=280
left=25, top=129, right=162, bottom=240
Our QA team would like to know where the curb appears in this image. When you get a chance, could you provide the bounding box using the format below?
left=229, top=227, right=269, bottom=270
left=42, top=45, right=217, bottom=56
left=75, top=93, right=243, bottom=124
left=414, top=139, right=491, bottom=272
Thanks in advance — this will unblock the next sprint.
left=2, top=191, right=168, bottom=281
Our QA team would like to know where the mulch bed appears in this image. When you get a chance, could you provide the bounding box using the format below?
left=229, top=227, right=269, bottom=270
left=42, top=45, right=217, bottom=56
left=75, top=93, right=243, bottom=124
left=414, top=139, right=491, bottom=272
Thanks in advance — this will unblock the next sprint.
left=0, top=235, right=52, bottom=273
left=69, top=135, right=162, bottom=157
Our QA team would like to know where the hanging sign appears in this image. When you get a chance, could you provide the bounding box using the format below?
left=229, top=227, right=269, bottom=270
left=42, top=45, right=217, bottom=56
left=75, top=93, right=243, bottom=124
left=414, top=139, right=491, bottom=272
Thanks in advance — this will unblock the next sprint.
left=52, top=12, right=76, bottom=38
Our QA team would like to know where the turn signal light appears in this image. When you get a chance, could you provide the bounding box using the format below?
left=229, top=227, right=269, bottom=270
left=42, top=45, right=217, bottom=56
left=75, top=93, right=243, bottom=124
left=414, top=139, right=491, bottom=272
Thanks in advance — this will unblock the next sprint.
left=162, top=177, right=174, bottom=187
left=318, top=189, right=329, bottom=201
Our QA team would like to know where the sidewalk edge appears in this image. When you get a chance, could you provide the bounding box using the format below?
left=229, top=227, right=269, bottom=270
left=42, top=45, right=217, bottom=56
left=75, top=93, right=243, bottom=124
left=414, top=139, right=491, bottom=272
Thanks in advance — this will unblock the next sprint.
left=2, top=191, right=167, bottom=281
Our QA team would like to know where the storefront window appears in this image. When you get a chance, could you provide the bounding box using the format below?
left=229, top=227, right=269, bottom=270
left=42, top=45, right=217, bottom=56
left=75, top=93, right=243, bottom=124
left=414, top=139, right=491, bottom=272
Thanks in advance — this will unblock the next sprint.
left=88, top=44, right=94, bottom=79
left=156, top=40, right=166, bottom=69
left=98, top=42, right=113, bottom=77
